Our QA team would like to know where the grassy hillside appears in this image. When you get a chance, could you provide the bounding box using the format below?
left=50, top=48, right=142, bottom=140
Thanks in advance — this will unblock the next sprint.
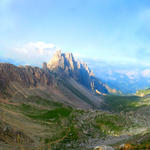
left=0, top=96, right=137, bottom=150
left=1, top=93, right=150, bottom=149
left=101, top=95, right=140, bottom=112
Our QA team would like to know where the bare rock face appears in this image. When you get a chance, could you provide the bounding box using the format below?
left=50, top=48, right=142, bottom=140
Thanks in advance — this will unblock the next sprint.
left=47, top=51, right=109, bottom=94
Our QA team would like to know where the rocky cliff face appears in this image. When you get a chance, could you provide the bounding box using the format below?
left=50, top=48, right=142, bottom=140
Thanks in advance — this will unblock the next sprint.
left=47, top=51, right=109, bottom=94
left=0, top=63, right=55, bottom=96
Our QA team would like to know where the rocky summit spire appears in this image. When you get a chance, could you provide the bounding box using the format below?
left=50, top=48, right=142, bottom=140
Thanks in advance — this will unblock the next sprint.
left=47, top=51, right=109, bottom=95
left=54, top=50, right=62, bottom=57
left=47, top=51, right=93, bottom=78
left=47, top=50, right=77, bottom=72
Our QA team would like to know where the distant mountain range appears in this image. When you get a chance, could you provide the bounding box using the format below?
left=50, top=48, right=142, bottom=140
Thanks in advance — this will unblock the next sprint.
left=83, top=59, right=150, bottom=94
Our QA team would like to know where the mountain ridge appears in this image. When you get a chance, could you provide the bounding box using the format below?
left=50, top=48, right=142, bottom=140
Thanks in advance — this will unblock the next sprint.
left=0, top=62, right=104, bottom=109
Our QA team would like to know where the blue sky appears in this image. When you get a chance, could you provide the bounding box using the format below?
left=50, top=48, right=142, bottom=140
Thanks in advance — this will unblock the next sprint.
left=1, top=0, right=150, bottom=66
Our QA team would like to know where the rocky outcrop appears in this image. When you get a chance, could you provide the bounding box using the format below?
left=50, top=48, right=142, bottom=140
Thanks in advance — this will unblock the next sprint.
left=119, top=144, right=132, bottom=150
left=47, top=51, right=109, bottom=95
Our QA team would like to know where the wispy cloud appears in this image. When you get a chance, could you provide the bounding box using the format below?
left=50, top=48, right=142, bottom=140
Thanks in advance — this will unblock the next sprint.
left=3, top=41, right=60, bottom=66
left=115, top=70, right=139, bottom=80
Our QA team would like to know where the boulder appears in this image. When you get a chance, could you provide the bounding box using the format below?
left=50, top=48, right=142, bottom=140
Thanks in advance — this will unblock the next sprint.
left=119, top=143, right=132, bottom=150
left=94, top=145, right=114, bottom=150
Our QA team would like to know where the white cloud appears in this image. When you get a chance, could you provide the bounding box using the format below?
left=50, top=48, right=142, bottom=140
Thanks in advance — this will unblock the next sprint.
left=141, top=69, right=150, bottom=78
left=5, top=41, right=60, bottom=66
left=116, top=70, right=139, bottom=80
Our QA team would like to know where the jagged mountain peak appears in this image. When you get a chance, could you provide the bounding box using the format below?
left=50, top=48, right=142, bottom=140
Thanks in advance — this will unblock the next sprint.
left=47, top=51, right=93, bottom=76
left=46, top=51, right=111, bottom=95
left=47, top=50, right=77, bottom=71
